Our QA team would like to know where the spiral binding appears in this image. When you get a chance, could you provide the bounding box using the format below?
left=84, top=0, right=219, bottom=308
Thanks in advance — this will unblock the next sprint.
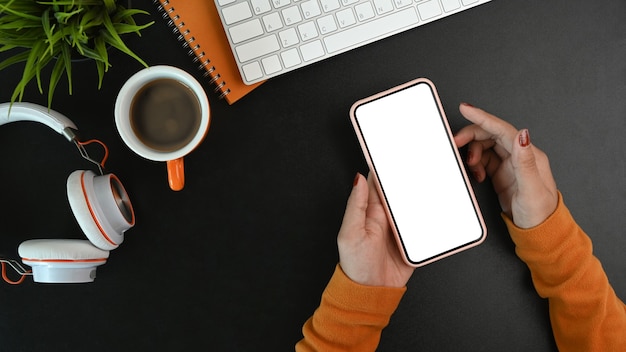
left=153, top=0, right=231, bottom=99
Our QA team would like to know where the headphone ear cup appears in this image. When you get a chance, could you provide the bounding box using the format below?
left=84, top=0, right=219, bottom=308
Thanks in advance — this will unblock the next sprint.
left=67, top=170, right=135, bottom=251
left=18, top=239, right=109, bottom=283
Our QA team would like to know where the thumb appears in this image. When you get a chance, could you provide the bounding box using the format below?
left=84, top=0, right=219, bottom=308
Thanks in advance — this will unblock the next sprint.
left=511, top=129, right=541, bottom=194
left=339, top=173, right=369, bottom=239
left=510, top=129, right=557, bottom=228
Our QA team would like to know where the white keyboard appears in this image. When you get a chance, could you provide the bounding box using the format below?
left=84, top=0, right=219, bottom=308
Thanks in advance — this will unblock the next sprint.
left=215, top=0, right=491, bottom=84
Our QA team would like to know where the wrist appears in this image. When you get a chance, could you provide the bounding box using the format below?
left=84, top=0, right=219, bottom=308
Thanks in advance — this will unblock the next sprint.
left=338, top=261, right=409, bottom=288
left=503, top=191, right=564, bottom=232
left=513, top=191, right=559, bottom=229
left=336, top=264, right=407, bottom=292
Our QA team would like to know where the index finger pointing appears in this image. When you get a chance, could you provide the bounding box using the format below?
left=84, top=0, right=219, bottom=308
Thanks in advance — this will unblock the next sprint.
left=459, top=103, right=519, bottom=154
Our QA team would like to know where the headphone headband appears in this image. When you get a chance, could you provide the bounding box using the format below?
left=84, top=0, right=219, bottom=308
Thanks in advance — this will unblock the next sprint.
left=0, top=102, right=78, bottom=141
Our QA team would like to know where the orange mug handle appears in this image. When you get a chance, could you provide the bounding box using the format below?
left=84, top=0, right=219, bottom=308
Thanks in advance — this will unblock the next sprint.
left=167, top=158, right=185, bottom=191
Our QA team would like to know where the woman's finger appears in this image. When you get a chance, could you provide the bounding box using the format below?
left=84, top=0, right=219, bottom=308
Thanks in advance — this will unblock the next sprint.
left=459, top=103, right=519, bottom=154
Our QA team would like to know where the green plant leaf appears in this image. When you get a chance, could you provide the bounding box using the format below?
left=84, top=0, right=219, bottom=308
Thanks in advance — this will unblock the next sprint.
left=35, top=53, right=54, bottom=97
left=10, top=40, right=44, bottom=103
left=0, top=18, right=42, bottom=30
left=48, top=48, right=66, bottom=109
left=113, top=21, right=154, bottom=36
left=2, top=0, right=153, bottom=106
left=41, top=8, right=57, bottom=55
left=112, top=8, right=150, bottom=23
left=37, top=0, right=102, bottom=3
left=2, top=0, right=42, bottom=15
left=53, top=8, right=83, bottom=25
left=0, top=4, right=41, bottom=21
left=103, top=0, right=117, bottom=12
left=0, top=44, right=16, bottom=52
left=0, top=0, right=17, bottom=14
left=93, top=35, right=109, bottom=88
left=0, top=49, right=29, bottom=70
left=61, top=41, right=72, bottom=95
left=79, top=5, right=103, bottom=29
left=101, top=10, right=147, bottom=67
left=94, top=35, right=108, bottom=62
left=31, top=39, right=54, bottom=95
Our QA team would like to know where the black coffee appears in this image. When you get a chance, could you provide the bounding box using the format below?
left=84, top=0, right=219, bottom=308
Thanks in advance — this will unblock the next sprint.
left=130, top=78, right=202, bottom=152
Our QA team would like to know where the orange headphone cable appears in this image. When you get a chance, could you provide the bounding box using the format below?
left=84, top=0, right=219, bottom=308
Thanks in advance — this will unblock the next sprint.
left=76, top=139, right=109, bottom=169
left=1, top=261, right=29, bottom=285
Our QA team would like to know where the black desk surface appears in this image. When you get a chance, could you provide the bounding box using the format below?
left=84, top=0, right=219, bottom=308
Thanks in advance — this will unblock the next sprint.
left=1, top=1, right=625, bottom=351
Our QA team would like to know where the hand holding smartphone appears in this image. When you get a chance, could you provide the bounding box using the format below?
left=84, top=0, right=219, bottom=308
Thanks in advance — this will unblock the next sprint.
left=350, top=78, right=486, bottom=267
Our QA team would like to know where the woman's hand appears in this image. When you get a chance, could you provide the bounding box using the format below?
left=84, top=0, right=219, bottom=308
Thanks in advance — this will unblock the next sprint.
left=454, top=103, right=558, bottom=228
left=337, top=173, right=415, bottom=288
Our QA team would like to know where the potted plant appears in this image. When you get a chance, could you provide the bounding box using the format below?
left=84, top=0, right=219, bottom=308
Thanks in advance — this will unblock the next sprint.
left=0, top=0, right=154, bottom=108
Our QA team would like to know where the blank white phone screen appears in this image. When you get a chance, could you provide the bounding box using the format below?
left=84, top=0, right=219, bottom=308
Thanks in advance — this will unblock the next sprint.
left=353, top=82, right=484, bottom=265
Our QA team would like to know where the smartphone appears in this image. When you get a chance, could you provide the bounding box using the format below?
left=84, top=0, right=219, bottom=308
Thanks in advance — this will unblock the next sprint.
left=350, top=78, right=486, bottom=267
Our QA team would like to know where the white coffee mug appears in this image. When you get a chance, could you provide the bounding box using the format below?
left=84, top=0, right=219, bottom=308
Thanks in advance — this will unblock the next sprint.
left=115, top=65, right=210, bottom=191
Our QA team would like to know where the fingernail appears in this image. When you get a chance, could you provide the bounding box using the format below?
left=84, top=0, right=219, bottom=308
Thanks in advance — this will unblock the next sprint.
left=472, top=170, right=481, bottom=181
left=353, top=173, right=360, bottom=186
left=519, top=129, right=530, bottom=147
left=461, top=102, right=474, bottom=108
left=467, top=150, right=473, bottom=163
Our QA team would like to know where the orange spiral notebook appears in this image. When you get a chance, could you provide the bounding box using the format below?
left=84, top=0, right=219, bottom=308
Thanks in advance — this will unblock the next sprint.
left=154, top=0, right=264, bottom=104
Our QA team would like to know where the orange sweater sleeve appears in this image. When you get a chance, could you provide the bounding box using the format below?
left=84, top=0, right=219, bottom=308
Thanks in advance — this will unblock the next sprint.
left=503, top=193, right=626, bottom=351
left=296, top=264, right=406, bottom=351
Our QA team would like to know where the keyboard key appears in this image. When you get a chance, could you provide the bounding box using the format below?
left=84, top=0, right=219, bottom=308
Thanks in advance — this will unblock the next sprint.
left=441, top=0, right=461, bottom=12
left=282, top=6, right=303, bottom=25
left=229, top=19, right=264, bottom=44
left=300, top=0, right=321, bottom=19
left=355, top=3, right=375, bottom=21
left=235, top=35, right=281, bottom=62
left=297, top=21, right=318, bottom=41
left=417, top=1, right=442, bottom=20
left=462, top=0, right=479, bottom=4
left=242, top=62, right=263, bottom=81
left=393, top=0, right=412, bottom=8
left=262, top=12, right=283, bottom=32
left=251, top=0, right=272, bottom=14
left=373, top=0, right=394, bottom=15
left=262, top=55, right=283, bottom=74
left=336, top=8, right=356, bottom=28
left=317, top=15, right=338, bottom=34
left=271, top=0, right=291, bottom=9
left=281, top=48, right=302, bottom=68
left=340, top=0, right=359, bottom=5
left=217, top=0, right=236, bottom=6
left=221, top=2, right=253, bottom=25
left=324, top=8, right=418, bottom=53
left=300, top=40, right=325, bottom=61
left=320, top=0, right=340, bottom=12
left=279, top=28, right=300, bottom=47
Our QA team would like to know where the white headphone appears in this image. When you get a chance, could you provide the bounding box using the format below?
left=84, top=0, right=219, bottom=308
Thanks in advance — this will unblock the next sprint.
left=0, top=102, right=135, bottom=284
